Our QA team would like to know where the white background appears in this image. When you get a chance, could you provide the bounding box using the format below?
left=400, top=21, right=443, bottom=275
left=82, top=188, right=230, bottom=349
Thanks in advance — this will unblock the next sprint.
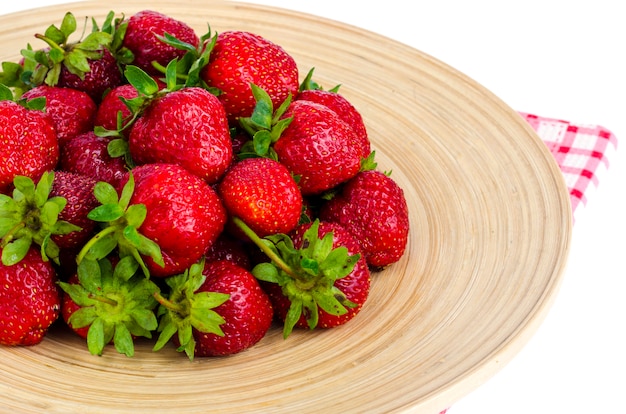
left=2, top=1, right=625, bottom=413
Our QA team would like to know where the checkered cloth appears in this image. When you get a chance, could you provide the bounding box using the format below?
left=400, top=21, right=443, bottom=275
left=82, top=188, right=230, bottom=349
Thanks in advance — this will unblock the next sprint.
left=439, top=112, right=617, bottom=414
left=519, top=112, right=618, bottom=214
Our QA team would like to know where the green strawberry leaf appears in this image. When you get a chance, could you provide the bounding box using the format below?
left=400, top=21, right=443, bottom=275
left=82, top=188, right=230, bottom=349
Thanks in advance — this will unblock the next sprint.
left=93, top=181, right=119, bottom=205
left=1, top=236, right=31, bottom=266
left=124, top=65, right=159, bottom=96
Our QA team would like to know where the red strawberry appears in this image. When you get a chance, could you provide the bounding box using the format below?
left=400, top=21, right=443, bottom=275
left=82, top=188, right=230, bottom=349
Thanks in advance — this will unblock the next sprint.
left=129, top=87, right=233, bottom=184
left=57, top=48, right=123, bottom=103
left=273, top=100, right=367, bottom=195
left=320, top=170, right=410, bottom=268
left=195, top=260, right=273, bottom=356
left=119, top=163, right=227, bottom=277
left=21, top=85, right=97, bottom=150
left=296, top=88, right=371, bottom=157
left=236, top=218, right=370, bottom=338
left=122, top=10, right=200, bottom=76
left=0, top=100, right=58, bottom=194
left=59, top=131, right=128, bottom=188
left=49, top=171, right=99, bottom=251
left=94, top=83, right=139, bottom=135
left=201, top=30, right=299, bottom=123
left=218, top=157, right=303, bottom=238
left=0, top=246, right=61, bottom=346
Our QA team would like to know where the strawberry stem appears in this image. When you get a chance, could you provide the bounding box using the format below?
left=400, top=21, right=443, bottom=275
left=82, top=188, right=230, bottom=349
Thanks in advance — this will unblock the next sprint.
left=76, top=225, right=118, bottom=264
left=0, top=221, right=25, bottom=247
left=231, top=216, right=296, bottom=278
left=88, top=293, right=118, bottom=307
left=153, top=291, right=184, bottom=314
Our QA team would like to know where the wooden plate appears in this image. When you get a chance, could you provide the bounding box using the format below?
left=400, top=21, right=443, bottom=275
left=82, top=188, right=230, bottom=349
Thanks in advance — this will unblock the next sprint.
left=0, top=1, right=572, bottom=413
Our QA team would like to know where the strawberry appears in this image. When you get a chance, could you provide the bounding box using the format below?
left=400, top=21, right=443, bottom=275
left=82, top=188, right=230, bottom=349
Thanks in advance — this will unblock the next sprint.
left=78, top=163, right=227, bottom=278
left=218, top=157, right=303, bottom=238
left=320, top=170, right=410, bottom=268
left=59, top=131, right=128, bottom=188
left=273, top=99, right=367, bottom=195
left=236, top=218, right=370, bottom=338
left=57, top=48, right=123, bottom=103
left=153, top=259, right=273, bottom=358
left=129, top=86, right=233, bottom=184
left=48, top=171, right=99, bottom=251
left=122, top=10, right=200, bottom=76
left=200, top=30, right=299, bottom=123
left=21, top=85, right=97, bottom=150
left=296, top=88, right=371, bottom=157
left=195, top=260, right=273, bottom=356
left=58, top=256, right=160, bottom=356
left=93, top=83, right=139, bottom=136
left=0, top=246, right=61, bottom=346
left=0, top=95, right=58, bottom=194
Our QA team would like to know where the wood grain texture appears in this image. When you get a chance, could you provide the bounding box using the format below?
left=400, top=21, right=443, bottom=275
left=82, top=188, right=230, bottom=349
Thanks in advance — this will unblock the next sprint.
left=0, top=1, right=572, bottom=413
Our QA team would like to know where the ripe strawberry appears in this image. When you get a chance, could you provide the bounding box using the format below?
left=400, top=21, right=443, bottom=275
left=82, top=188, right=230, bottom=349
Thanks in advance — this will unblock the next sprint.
left=0, top=246, right=61, bottom=346
left=273, top=100, right=367, bottom=195
left=59, top=256, right=160, bottom=356
left=59, top=131, right=128, bottom=188
left=153, top=259, right=273, bottom=359
left=296, top=88, right=371, bottom=157
left=236, top=218, right=370, bottom=338
left=122, top=10, right=200, bottom=76
left=129, top=86, right=233, bottom=184
left=93, top=83, right=139, bottom=135
left=195, top=260, right=273, bottom=356
left=49, top=171, right=99, bottom=251
left=80, top=163, right=227, bottom=278
left=0, top=99, right=58, bottom=194
left=320, top=170, right=409, bottom=268
left=218, top=157, right=303, bottom=238
left=21, top=85, right=97, bottom=150
left=201, top=30, right=299, bottom=122
left=57, top=48, right=123, bottom=103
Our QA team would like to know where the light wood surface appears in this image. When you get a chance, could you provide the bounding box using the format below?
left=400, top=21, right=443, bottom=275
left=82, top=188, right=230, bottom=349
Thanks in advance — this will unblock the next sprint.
left=0, top=1, right=572, bottom=413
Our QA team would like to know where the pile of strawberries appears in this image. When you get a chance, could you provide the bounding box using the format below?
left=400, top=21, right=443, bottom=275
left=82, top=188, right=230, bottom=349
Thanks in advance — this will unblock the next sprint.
left=0, top=10, right=409, bottom=359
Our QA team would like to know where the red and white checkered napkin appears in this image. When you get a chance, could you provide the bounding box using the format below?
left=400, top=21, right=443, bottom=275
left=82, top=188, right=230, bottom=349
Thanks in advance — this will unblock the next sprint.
left=518, top=112, right=618, bottom=214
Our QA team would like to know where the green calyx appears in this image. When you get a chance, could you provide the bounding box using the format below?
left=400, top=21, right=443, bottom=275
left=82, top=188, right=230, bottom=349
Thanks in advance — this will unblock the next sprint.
left=152, top=260, right=229, bottom=361
left=152, top=26, right=219, bottom=92
left=0, top=171, right=81, bottom=266
left=237, top=84, right=293, bottom=160
left=76, top=172, right=164, bottom=278
left=233, top=217, right=359, bottom=339
left=58, top=256, right=160, bottom=357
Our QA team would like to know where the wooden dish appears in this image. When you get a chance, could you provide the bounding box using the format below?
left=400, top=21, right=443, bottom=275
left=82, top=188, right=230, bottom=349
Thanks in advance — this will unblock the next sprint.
left=0, top=1, right=572, bottom=413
